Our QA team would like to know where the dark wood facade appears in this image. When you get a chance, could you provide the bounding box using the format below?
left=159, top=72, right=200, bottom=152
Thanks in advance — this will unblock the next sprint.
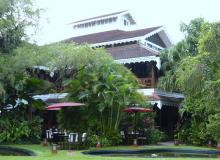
left=125, top=61, right=158, bottom=88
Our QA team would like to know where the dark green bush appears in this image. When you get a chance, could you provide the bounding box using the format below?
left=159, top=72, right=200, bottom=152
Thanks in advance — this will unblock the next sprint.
left=0, top=115, right=42, bottom=144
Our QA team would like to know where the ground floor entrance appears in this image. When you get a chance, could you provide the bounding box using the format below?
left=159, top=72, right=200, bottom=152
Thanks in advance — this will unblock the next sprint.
left=154, top=105, right=179, bottom=138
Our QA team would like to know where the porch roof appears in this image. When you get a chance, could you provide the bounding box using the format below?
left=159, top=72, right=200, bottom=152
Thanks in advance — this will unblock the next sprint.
left=139, top=89, right=184, bottom=101
left=107, top=44, right=158, bottom=60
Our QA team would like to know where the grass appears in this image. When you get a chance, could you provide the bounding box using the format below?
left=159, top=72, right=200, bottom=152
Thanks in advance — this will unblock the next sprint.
left=0, top=144, right=219, bottom=160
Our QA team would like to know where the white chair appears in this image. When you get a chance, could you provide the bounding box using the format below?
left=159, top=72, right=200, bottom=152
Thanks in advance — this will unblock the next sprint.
left=68, top=133, right=78, bottom=143
left=120, top=131, right=125, bottom=139
left=46, top=130, right=53, bottom=140
left=82, top=133, right=87, bottom=142
left=68, top=133, right=79, bottom=150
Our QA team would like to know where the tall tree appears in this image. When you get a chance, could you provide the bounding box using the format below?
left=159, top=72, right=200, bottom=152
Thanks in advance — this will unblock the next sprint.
left=0, top=0, right=42, bottom=54
left=158, top=19, right=220, bottom=145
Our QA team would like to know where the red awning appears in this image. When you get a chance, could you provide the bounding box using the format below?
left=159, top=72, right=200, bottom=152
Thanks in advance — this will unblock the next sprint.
left=46, top=102, right=85, bottom=110
left=124, top=107, right=153, bottom=113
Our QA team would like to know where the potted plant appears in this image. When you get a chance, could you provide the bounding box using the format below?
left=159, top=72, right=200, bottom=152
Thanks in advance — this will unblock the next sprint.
left=206, top=114, right=220, bottom=150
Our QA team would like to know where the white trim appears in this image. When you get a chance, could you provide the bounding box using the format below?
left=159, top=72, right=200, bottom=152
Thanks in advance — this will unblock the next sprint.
left=115, top=56, right=161, bottom=69
left=91, top=37, right=141, bottom=47
left=71, top=15, right=119, bottom=26
left=33, top=93, right=69, bottom=102
left=138, top=88, right=155, bottom=96
left=90, top=27, right=172, bottom=49
left=143, top=27, right=164, bottom=39
left=33, top=66, right=50, bottom=71
left=138, top=88, right=184, bottom=109
left=160, top=26, right=173, bottom=47
left=70, top=10, right=136, bottom=26
left=155, top=90, right=184, bottom=99
left=140, top=43, right=160, bottom=54
left=91, top=30, right=169, bottom=49
left=151, top=100, right=163, bottom=109
left=138, top=88, right=184, bottom=99
left=144, top=40, right=164, bottom=51
left=151, top=100, right=179, bottom=109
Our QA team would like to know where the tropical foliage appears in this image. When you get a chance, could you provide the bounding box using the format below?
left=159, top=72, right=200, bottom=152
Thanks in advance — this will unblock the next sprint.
left=0, top=0, right=45, bottom=143
left=0, top=41, right=114, bottom=143
left=58, top=62, right=147, bottom=146
left=0, top=0, right=42, bottom=54
left=158, top=18, right=220, bottom=145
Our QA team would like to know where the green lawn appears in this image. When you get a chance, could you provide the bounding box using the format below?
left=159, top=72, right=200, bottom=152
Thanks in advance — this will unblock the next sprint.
left=0, top=144, right=219, bottom=160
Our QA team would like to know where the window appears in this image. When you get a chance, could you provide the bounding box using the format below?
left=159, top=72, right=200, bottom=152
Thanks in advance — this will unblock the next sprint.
left=124, top=20, right=127, bottom=26
left=101, top=19, right=105, bottom=24
left=104, top=19, right=108, bottom=24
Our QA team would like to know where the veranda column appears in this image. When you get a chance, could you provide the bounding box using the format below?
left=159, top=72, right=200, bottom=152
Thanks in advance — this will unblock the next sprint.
left=151, top=62, right=156, bottom=88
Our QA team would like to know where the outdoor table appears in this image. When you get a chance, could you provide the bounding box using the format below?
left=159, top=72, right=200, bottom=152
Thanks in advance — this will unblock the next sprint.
left=58, top=134, right=69, bottom=150
left=127, top=132, right=140, bottom=145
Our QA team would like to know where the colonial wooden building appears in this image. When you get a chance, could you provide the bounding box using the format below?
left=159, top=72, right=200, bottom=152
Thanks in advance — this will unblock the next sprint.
left=34, top=11, right=184, bottom=135
left=63, top=10, right=184, bottom=134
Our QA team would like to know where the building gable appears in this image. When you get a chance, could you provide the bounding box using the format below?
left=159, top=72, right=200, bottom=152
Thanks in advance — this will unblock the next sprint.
left=146, top=33, right=166, bottom=48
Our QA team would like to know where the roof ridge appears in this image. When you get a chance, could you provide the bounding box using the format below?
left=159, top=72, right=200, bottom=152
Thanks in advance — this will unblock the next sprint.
left=69, top=10, right=128, bottom=24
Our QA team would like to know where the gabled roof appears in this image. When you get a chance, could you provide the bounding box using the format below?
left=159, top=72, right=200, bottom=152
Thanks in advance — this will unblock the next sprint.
left=65, top=26, right=161, bottom=44
left=70, top=10, right=128, bottom=24
left=107, top=44, right=158, bottom=60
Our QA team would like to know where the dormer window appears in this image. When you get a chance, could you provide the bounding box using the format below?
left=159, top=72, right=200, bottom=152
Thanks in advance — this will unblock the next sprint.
left=124, top=19, right=129, bottom=26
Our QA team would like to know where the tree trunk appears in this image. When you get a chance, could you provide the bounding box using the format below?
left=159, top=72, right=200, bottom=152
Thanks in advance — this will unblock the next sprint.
left=114, top=105, right=121, bottom=130
left=28, top=104, right=32, bottom=121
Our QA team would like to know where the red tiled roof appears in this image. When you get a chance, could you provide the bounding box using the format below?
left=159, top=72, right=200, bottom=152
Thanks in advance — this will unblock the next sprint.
left=65, top=26, right=161, bottom=44
left=69, top=10, right=128, bottom=24
left=107, top=44, right=158, bottom=60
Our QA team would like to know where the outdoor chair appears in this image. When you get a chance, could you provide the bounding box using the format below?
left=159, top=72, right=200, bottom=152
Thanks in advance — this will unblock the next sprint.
left=120, top=131, right=127, bottom=145
left=82, top=133, right=87, bottom=142
left=80, top=132, right=88, bottom=149
left=137, top=136, right=146, bottom=145
left=46, top=130, right=53, bottom=143
left=68, top=133, right=79, bottom=150
left=52, top=132, right=60, bottom=144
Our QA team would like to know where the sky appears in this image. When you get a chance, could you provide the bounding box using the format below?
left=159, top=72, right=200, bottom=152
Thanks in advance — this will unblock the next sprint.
left=33, top=0, right=220, bottom=45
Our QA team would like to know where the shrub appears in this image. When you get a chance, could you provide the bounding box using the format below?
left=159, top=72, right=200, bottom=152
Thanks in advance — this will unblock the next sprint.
left=206, top=114, right=220, bottom=143
left=0, top=115, right=42, bottom=144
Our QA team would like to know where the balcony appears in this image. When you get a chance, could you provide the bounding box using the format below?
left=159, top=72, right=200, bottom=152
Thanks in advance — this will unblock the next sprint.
left=139, top=78, right=156, bottom=88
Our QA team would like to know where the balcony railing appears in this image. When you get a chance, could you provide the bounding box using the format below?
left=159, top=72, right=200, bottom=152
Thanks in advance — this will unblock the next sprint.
left=139, top=78, right=156, bottom=88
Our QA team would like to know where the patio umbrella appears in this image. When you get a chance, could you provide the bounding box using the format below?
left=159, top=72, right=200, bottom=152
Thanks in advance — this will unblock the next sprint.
left=46, top=102, right=85, bottom=110
left=124, top=107, right=153, bottom=113
left=124, top=107, right=153, bottom=130
left=124, top=106, right=153, bottom=146
left=47, top=107, right=61, bottom=111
